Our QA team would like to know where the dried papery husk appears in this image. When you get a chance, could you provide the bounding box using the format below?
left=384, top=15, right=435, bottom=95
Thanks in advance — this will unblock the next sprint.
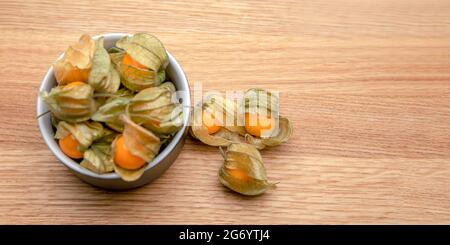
left=109, top=52, right=125, bottom=67
left=127, top=82, right=183, bottom=135
left=190, top=105, right=244, bottom=146
left=80, top=143, right=114, bottom=174
left=40, top=82, right=96, bottom=122
left=189, top=125, right=243, bottom=147
left=112, top=115, right=161, bottom=182
left=120, top=62, right=165, bottom=92
left=94, top=127, right=117, bottom=144
left=245, top=116, right=293, bottom=149
left=213, top=128, right=244, bottom=142
left=219, top=143, right=275, bottom=196
left=241, top=88, right=293, bottom=148
left=114, top=33, right=168, bottom=92
left=190, top=94, right=245, bottom=146
left=93, top=87, right=134, bottom=99
left=54, top=121, right=105, bottom=151
left=110, top=50, right=165, bottom=92
left=131, top=33, right=169, bottom=68
left=93, top=87, right=133, bottom=111
left=116, top=33, right=168, bottom=71
left=243, top=88, right=279, bottom=116
left=91, top=93, right=133, bottom=132
left=53, top=34, right=95, bottom=85
left=146, top=105, right=183, bottom=135
left=207, top=94, right=246, bottom=135
left=94, top=96, right=107, bottom=111
left=242, top=88, right=278, bottom=138
left=88, top=37, right=120, bottom=93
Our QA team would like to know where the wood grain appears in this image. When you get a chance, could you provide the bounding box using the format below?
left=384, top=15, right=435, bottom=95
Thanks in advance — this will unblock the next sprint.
left=0, top=0, right=449, bottom=224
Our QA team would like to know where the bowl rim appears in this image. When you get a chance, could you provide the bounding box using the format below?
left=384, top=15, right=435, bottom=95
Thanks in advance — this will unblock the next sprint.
left=36, top=33, right=191, bottom=180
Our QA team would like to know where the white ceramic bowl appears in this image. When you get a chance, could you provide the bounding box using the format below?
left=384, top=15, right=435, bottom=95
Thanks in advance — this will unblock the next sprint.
left=36, top=33, right=190, bottom=190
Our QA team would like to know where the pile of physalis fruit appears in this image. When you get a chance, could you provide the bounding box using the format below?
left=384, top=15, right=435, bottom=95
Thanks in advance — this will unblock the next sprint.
left=40, top=33, right=183, bottom=182
left=190, top=89, right=293, bottom=195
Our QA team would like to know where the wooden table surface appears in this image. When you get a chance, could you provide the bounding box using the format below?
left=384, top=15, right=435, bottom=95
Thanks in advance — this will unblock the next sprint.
left=0, top=0, right=449, bottom=224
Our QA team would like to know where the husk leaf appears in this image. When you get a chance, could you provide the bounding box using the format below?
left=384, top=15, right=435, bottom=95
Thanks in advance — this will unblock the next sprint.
left=245, top=116, right=293, bottom=149
left=109, top=52, right=125, bottom=67
left=40, top=82, right=95, bottom=122
left=219, top=143, right=275, bottom=196
left=53, top=34, right=95, bottom=85
left=110, top=50, right=165, bottom=92
left=190, top=94, right=245, bottom=146
left=120, top=63, right=165, bottom=92
left=88, top=37, right=120, bottom=93
left=243, top=88, right=279, bottom=115
left=241, top=88, right=292, bottom=149
left=112, top=115, right=161, bottom=182
left=127, top=82, right=183, bottom=135
left=80, top=143, right=114, bottom=174
left=91, top=93, right=133, bottom=132
left=116, top=33, right=168, bottom=70
left=94, top=127, right=117, bottom=144
left=54, top=121, right=104, bottom=151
